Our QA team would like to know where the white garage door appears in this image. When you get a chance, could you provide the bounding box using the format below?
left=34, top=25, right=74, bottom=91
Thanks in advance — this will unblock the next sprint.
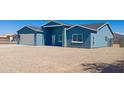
left=20, top=34, right=34, bottom=45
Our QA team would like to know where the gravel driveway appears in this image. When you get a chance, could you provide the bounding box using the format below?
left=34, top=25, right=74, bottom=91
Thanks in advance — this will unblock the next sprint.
left=0, top=45, right=123, bottom=72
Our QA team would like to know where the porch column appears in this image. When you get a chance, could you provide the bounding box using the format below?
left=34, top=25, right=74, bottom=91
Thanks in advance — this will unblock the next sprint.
left=63, top=28, right=67, bottom=47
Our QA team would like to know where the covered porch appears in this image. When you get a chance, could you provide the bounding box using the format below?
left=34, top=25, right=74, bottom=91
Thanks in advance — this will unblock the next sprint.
left=42, top=26, right=67, bottom=47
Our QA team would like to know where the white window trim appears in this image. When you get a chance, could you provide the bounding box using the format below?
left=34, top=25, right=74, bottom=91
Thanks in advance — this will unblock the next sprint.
left=58, top=35, right=62, bottom=42
left=71, top=34, right=83, bottom=43
left=71, top=41, right=83, bottom=43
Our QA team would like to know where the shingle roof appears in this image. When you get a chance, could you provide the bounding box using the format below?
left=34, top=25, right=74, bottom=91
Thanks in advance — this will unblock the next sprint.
left=42, top=20, right=107, bottom=31
left=26, top=25, right=43, bottom=32
left=65, top=22, right=108, bottom=31
left=81, top=22, right=107, bottom=30
left=27, top=22, right=108, bottom=32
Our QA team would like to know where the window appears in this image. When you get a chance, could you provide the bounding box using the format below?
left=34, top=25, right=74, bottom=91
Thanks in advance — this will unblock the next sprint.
left=58, top=35, right=62, bottom=42
left=105, top=36, right=108, bottom=41
left=72, top=34, right=83, bottom=43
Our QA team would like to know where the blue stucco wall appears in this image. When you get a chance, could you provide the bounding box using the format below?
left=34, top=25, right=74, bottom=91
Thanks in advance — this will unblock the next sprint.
left=91, top=25, right=113, bottom=48
left=66, top=26, right=92, bottom=48
left=44, top=26, right=64, bottom=46
left=17, top=23, right=113, bottom=48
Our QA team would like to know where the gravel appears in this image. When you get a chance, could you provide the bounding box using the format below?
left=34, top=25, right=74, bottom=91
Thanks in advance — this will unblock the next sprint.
left=0, top=45, right=123, bottom=73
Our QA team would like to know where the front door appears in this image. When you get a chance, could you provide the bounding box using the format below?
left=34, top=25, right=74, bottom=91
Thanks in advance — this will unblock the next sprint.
left=52, top=35, right=56, bottom=45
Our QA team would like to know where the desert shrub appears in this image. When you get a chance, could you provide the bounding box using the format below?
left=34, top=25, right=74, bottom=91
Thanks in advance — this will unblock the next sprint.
left=120, top=37, right=124, bottom=47
left=81, top=60, right=124, bottom=73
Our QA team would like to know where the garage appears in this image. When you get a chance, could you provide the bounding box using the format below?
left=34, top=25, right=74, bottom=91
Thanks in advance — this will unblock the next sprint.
left=20, top=34, right=35, bottom=45
left=17, top=25, right=44, bottom=46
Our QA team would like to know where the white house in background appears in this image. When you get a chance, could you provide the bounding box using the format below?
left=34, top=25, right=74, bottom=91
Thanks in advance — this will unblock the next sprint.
left=0, top=34, right=16, bottom=41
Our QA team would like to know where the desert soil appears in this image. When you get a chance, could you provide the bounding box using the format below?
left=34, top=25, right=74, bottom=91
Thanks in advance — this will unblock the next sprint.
left=0, top=45, right=123, bottom=72
left=0, top=40, right=16, bottom=44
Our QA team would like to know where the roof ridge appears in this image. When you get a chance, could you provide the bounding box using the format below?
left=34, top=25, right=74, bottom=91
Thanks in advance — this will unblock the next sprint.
left=25, top=25, right=42, bottom=32
left=41, top=20, right=71, bottom=27
left=26, top=25, right=41, bottom=28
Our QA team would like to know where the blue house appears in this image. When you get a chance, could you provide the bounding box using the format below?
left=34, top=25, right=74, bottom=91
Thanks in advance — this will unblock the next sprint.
left=17, top=20, right=114, bottom=48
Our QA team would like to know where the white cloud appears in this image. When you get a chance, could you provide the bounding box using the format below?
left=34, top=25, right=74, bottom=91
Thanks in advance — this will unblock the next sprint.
left=115, top=32, right=124, bottom=35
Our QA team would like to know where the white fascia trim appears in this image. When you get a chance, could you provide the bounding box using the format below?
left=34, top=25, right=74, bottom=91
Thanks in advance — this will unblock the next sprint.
left=17, top=26, right=27, bottom=32
left=51, top=20, right=70, bottom=26
left=96, top=22, right=108, bottom=30
left=71, top=41, right=83, bottom=43
left=97, top=22, right=114, bottom=35
left=41, top=20, right=53, bottom=27
left=41, top=20, right=71, bottom=27
left=66, top=24, right=97, bottom=31
left=17, top=25, right=34, bottom=32
left=17, top=25, right=42, bottom=32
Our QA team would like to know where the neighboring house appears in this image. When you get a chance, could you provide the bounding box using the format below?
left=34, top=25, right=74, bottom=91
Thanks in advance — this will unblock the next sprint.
left=17, top=20, right=114, bottom=48
left=0, top=34, right=16, bottom=41
left=114, top=33, right=124, bottom=47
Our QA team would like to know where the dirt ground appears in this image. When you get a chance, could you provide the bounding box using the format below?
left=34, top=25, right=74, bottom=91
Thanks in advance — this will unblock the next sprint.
left=0, top=40, right=16, bottom=44
left=0, top=45, right=123, bottom=73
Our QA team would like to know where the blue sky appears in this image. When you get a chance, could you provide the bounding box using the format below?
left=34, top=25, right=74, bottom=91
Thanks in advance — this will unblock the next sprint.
left=0, top=20, right=124, bottom=34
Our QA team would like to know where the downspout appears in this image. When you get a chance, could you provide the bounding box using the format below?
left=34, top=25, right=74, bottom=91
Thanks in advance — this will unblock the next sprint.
left=34, top=33, right=37, bottom=46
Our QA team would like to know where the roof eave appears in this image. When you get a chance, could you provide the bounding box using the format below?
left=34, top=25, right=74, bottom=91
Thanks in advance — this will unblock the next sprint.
left=17, top=26, right=43, bottom=32
left=41, top=20, right=71, bottom=27
left=96, top=22, right=114, bottom=36
left=17, top=26, right=27, bottom=32
left=66, top=24, right=97, bottom=31
left=96, top=22, right=108, bottom=30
